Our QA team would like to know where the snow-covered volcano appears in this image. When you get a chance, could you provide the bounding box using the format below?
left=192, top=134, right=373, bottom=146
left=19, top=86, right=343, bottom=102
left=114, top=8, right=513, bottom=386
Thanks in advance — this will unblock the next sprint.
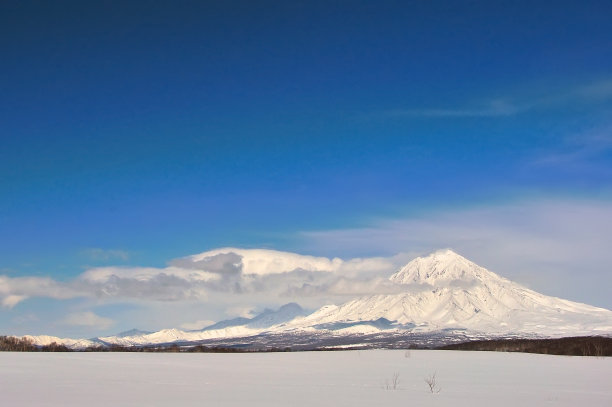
left=291, top=249, right=612, bottom=336
left=23, top=249, right=612, bottom=348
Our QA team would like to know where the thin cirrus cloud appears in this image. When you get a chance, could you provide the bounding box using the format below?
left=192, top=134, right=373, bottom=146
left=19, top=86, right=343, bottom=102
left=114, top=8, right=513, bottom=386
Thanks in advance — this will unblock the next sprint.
left=385, top=78, right=612, bottom=118
left=61, top=311, right=114, bottom=330
left=576, top=79, right=612, bottom=101
left=386, top=99, right=521, bottom=118
left=82, top=248, right=130, bottom=261
left=529, top=125, right=612, bottom=170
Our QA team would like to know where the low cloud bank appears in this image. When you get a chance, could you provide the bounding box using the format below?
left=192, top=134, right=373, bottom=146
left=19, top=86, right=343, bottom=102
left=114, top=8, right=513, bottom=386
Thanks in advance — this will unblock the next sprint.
left=0, top=248, right=405, bottom=308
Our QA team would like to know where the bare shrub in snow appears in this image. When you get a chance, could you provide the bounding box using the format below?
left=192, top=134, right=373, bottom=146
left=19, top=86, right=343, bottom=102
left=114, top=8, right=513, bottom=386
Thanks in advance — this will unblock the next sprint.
left=384, top=372, right=400, bottom=390
left=425, top=372, right=440, bottom=393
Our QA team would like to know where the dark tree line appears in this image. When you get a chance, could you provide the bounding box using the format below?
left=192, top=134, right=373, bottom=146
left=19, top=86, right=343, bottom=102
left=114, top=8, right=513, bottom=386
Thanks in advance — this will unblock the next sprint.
left=1, top=336, right=291, bottom=353
left=0, top=336, right=70, bottom=352
left=438, top=336, right=611, bottom=356
left=3, top=334, right=610, bottom=355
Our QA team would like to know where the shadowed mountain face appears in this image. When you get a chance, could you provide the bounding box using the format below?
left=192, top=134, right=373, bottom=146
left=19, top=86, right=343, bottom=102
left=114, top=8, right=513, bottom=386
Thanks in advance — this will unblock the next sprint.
left=115, top=329, right=153, bottom=338
left=203, top=303, right=307, bottom=331
left=23, top=250, right=612, bottom=349
left=200, top=317, right=251, bottom=332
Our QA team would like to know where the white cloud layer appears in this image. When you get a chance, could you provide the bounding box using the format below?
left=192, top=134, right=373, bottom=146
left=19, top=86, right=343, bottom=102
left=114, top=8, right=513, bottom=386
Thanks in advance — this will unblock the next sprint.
left=61, top=311, right=114, bottom=330
left=0, top=275, right=82, bottom=308
left=178, top=319, right=215, bottom=331
left=225, top=306, right=257, bottom=319
left=0, top=248, right=403, bottom=309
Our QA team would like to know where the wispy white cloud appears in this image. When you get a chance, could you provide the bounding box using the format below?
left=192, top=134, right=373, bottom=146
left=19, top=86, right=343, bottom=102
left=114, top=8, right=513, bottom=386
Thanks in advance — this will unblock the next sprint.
left=2, top=295, right=28, bottom=308
left=11, top=313, right=38, bottom=325
left=386, top=78, right=612, bottom=119
left=0, top=275, right=82, bottom=308
left=530, top=125, right=612, bottom=169
left=61, top=311, right=114, bottom=330
left=387, top=99, right=520, bottom=118
left=283, top=276, right=410, bottom=297
left=576, top=79, right=612, bottom=101
left=179, top=319, right=215, bottom=330
left=226, top=306, right=256, bottom=319
left=82, top=248, right=130, bottom=261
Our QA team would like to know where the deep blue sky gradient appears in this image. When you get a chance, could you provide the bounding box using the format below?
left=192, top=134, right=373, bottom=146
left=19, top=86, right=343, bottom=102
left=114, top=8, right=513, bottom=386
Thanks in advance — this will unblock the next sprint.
left=2, top=1, right=612, bottom=275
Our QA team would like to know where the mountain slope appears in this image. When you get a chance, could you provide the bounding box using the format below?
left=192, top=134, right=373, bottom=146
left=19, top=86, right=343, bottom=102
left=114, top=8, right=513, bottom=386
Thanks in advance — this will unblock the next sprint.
left=201, top=303, right=307, bottom=331
left=93, top=302, right=308, bottom=347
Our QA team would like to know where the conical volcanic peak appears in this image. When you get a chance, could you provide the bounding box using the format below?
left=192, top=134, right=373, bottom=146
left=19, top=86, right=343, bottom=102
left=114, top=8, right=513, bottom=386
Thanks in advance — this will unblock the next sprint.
left=389, top=249, right=503, bottom=285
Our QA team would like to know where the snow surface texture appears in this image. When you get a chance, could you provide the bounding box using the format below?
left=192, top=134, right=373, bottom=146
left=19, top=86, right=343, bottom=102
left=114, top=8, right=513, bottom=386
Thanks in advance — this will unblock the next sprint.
left=0, top=350, right=610, bottom=407
left=24, top=249, right=612, bottom=348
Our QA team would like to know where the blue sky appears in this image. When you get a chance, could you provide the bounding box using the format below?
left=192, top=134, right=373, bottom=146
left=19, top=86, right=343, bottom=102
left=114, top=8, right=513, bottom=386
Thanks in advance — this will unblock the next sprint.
left=1, top=1, right=612, bottom=337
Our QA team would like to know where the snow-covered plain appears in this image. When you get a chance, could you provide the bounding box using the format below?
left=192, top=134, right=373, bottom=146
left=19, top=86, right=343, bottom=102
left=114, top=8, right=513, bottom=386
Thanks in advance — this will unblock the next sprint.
left=1, top=350, right=609, bottom=406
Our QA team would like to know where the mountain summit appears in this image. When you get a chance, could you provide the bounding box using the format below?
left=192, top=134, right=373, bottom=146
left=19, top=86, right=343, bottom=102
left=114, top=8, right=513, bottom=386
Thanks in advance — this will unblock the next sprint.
left=389, top=249, right=503, bottom=285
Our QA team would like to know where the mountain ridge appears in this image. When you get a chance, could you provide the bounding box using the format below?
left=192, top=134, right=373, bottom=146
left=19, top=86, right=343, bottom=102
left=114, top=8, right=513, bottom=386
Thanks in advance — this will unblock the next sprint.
left=21, top=249, right=612, bottom=349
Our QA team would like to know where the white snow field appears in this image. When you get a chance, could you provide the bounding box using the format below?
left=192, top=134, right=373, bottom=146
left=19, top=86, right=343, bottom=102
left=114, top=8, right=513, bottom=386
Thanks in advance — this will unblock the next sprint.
left=0, top=350, right=609, bottom=406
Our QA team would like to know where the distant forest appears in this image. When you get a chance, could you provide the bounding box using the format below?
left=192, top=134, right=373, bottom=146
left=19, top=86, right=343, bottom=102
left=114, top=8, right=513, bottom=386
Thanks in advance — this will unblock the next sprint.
left=0, top=336, right=287, bottom=353
left=1, top=335, right=610, bottom=356
left=438, top=336, right=611, bottom=356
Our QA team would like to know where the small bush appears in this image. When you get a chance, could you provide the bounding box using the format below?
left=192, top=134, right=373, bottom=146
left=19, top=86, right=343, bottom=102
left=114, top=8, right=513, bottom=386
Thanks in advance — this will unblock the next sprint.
left=425, top=372, right=441, bottom=393
left=384, top=372, right=400, bottom=390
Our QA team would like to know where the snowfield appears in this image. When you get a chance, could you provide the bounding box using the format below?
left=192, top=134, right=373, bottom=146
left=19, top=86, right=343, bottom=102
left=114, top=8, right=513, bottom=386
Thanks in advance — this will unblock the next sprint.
left=1, top=350, right=609, bottom=406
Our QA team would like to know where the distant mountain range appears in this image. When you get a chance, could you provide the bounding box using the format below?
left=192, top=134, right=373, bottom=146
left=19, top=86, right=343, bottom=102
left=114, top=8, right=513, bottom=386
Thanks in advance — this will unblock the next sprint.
left=24, top=249, right=612, bottom=349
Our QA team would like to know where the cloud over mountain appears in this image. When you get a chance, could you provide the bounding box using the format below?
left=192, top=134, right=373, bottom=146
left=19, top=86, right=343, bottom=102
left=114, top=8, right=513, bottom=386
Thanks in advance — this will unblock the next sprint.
left=0, top=248, right=403, bottom=308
